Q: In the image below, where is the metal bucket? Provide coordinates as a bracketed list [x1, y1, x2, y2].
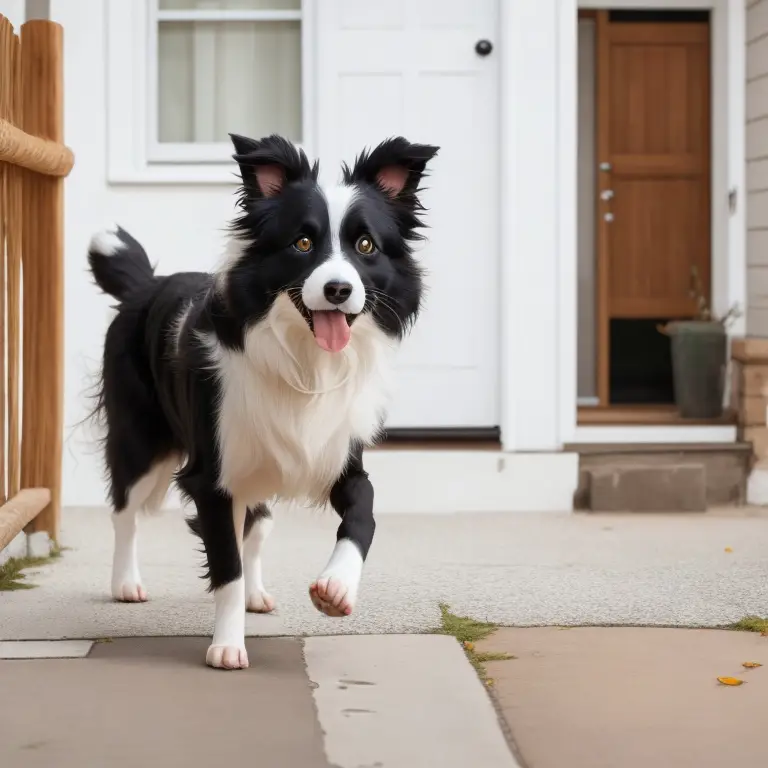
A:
[667, 320, 727, 419]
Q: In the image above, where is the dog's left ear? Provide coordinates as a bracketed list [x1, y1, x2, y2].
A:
[344, 137, 439, 201]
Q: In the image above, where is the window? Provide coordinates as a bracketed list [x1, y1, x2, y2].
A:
[106, 0, 312, 183]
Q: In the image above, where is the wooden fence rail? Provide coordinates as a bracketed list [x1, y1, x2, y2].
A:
[0, 15, 72, 550]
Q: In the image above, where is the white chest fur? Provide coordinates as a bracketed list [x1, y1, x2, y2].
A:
[201, 296, 395, 506]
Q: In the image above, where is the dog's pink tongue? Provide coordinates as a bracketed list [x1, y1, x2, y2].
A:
[312, 311, 351, 352]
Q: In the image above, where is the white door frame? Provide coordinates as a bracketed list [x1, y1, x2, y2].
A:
[498, 0, 745, 452]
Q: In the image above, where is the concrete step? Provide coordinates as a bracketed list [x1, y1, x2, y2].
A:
[571, 443, 751, 510]
[587, 464, 706, 512]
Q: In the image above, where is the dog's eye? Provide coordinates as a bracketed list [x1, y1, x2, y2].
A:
[293, 236, 313, 253]
[355, 235, 377, 256]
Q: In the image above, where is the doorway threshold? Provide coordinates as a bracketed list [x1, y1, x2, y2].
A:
[577, 405, 736, 426]
[576, 404, 737, 444]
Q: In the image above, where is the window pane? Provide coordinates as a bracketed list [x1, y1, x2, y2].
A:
[157, 21, 301, 144]
[159, 0, 300, 10]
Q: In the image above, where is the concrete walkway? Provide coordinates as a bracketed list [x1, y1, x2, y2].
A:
[2, 506, 768, 639]
[3, 628, 766, 768]
[0, 635, 518, 768]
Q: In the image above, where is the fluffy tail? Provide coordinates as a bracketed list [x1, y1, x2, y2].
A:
[88, 225, 155, 302]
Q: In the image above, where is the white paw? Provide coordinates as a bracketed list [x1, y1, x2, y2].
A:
[206, 644, 249, 670]
[309, 538, 364, 618]
[112, 581, 148, 602]
[309, 577, 357, 617]
[246, 589, 276, 613]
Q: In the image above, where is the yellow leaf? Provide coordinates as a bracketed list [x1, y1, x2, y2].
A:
[742, 662, 762, 669]
[724, 547, 733, 553]
[717, 677, 744, 686]
[464, 642, 474, 651]
[486, 679, 494, 687]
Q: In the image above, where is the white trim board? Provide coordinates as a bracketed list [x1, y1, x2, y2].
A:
[155, 9, 302, 22]
[364, 451, 578, 513]
[573, 425, 738, 444]
[499, 0, 561, 452]
[160, 451, 579, 514]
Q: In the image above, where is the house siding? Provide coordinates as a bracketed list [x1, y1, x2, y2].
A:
[747, 0, 768, 335]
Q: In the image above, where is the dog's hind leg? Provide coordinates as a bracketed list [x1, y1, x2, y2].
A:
[110, 455, 178, 602]
[243, 504, 275, 613]
[99, 302, 178, 602]
[144, 453, 181, 513]
[111, 471, 154, 603]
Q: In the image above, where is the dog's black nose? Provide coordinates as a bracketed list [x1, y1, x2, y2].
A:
[323, 280, 353, 305]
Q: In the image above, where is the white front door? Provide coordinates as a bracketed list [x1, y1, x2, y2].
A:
[316, 0, 500, 429]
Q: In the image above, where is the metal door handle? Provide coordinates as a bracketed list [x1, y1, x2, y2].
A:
[604, 212, 614, 223]
[599, 162, 612, 172]
[601, 189, 614, 201]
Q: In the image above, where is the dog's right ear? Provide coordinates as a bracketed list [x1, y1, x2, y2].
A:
[230, 133, 318, 199]
[343, 137, 440, 202]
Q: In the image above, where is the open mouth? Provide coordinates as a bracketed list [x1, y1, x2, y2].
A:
[307, 309, 356, 353]
[287, 292, 359, 353]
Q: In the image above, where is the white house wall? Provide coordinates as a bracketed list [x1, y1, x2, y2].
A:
[0, 0, 23, 29]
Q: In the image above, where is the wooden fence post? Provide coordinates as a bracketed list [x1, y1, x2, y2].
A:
[7, 22, 21, 501]
[0, 18, 11, 507]
[19, 20, 65, 541]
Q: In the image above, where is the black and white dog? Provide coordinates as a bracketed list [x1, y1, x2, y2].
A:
[88, 133, 438, 669]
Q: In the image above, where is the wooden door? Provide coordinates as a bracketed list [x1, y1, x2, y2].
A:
[595, 11, 710, 404]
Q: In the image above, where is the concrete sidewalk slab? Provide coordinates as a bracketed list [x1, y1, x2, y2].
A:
[0, 635, 521, 768]
[0, 637, 329, 768]
[0, 640, 94, 659]
[305, 634, 520, 768]
[480, 627, 768, 768]
[3, 506, 768, 640]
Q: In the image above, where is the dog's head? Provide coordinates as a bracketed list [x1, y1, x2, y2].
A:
[223, 133, 439, 353]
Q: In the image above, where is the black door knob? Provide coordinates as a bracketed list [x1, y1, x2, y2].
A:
[475, 39, 493, 57]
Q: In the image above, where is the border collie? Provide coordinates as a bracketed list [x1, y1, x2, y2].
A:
[88, 133, 438, 669]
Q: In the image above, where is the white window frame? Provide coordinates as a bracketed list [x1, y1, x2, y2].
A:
[105, 0, 316, 184]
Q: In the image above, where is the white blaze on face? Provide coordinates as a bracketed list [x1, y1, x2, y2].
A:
[301, 184, 366, 353]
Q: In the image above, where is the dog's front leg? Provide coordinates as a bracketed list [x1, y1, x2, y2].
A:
[182, 478, 249, 669]
[309, 444, 374, 617]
